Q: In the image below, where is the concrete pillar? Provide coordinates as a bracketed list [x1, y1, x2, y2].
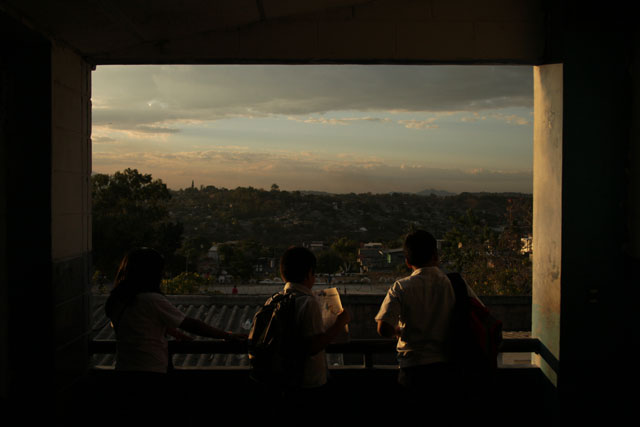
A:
[532, 63, 562, 386]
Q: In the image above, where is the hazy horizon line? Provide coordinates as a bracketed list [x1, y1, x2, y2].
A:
[91, 169, 532, 196]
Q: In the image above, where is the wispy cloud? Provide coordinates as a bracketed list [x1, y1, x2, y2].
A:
[459, 111, 530, 125]
[92, 135, 118, 144]
[288, 115, 442, 130]
[488, 113, 530, 126]
[287, 116, 393, 126]
[397, 118, 439, 130]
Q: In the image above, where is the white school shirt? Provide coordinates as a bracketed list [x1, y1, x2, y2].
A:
[375, 267, 458, 368]
[283, 282, 328, 388]
[113, 292, 186, 373]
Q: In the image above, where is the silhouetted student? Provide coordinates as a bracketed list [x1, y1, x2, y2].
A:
[375, 230, 478, 424]
[104, 247, 245, 419]
[276, 247, 350, 410]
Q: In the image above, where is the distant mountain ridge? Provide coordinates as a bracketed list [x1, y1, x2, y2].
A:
[299, 188, 532, 197]
[416, 188, 457, 197]
[300, 188, 458, 196]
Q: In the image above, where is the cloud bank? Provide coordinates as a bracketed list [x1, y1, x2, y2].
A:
[91, 64, 533, 193]
[93, 146, 532, 194]
[93, 65, 532, 132]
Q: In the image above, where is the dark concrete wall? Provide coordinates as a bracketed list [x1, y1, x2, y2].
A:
[65, 365, 554, 426]
[557, 26, 633, 423]
[0, 11, 53, 402]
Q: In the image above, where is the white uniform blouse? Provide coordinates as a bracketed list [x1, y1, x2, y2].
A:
[112, 292, 186, 373]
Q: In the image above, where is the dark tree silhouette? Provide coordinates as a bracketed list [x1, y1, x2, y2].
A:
[92, 169, 183, 278]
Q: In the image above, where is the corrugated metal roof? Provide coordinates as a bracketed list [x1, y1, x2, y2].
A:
[90, 295, 347, 369]
[91, 293, 533, 369]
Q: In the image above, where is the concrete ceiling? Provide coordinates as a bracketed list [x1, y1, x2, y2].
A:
[1, 0, 548, 65]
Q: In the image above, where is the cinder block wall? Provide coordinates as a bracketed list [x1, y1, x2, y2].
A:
[51, 44, 92, 396]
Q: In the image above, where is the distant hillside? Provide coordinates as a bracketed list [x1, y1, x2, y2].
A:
[167, 186, 532, 248]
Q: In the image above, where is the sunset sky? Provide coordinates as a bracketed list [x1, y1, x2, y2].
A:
[91, 64, 533, 194]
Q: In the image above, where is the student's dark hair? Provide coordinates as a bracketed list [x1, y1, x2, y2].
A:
[280, 246, 316, 283]
[105, 247, 165, 318]
[403, 230, 438, 267]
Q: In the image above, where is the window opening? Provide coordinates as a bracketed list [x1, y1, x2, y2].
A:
[90, 64, 533, 368]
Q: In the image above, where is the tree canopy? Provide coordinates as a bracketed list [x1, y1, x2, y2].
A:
[440, 198, 532, 295]
[92, 168, 183, 278]
[91, 171, 532, 295]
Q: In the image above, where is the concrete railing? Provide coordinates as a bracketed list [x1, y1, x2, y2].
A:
[89, 337, 553, 373]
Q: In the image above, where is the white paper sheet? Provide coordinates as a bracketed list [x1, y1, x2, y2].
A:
[314, 287, 349, 343]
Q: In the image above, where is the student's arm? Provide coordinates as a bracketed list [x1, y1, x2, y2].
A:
[167, 327, 193, 341]
[375, 283, 402, 339]
[307, 310, 351, 355]
[179, 317, 247, 341]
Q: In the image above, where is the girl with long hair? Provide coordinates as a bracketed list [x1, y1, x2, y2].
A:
[104, 247, 245, 418]
[106, 247, 244, 372]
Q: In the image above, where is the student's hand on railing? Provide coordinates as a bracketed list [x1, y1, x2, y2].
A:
[393, 325, 403, 339]
[337, 309, 351, 326]
[168, 327, 194, 341]
[224, 332, 248, 342]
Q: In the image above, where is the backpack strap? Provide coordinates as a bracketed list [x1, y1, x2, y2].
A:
[266, 290, 300, 306]
[108, 296, 130, 333]
[447, 272, 471, 363]
[448, 272, 470, 311]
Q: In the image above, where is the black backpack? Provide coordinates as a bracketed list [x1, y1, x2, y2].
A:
[448, 272, 503, 378]
[247, 291, 305, 389]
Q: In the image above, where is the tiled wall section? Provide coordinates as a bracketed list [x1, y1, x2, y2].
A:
[51, 44, 92, 392]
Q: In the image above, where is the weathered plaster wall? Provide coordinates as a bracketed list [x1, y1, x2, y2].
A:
[532, 64, 562, 386]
